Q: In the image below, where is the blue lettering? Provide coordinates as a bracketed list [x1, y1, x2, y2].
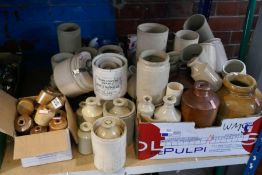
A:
[164, 148, 174, 154]
[175, 148, 184, 154]
[186, 148, 193, 153]
[194, 147, 204, 153]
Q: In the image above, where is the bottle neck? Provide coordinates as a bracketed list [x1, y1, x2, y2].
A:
[194, 89, 209, 97]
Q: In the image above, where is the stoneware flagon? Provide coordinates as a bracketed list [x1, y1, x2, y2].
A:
[174, 30, 199, 52]
[82, 97, 103, 124]
[136, 50, 170, 105]
[221, 59, 246, 77]
[51, 52, 73, 70]
[137, 95, 155, 118]
[97, 45, 124, 56]
[78, 122, 93, 155]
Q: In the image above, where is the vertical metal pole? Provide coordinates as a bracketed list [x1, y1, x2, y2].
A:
[239, 0, 257, 62]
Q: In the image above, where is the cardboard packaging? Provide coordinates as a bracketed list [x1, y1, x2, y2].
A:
[136, 115, 261, 160]
[0, 90, 78, 167]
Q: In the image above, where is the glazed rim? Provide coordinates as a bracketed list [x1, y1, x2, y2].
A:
[58, 23, 80, 32]
[138, 23, 169, 34]
[167, 82, 184, 91]
[86, 97, 97, 105]
[184, 14, 206, 31]
[113, 98, 126, 107]
[194, 80, 211, 91]
[98, 45, 123, 54]
[182, 44, 202, 63]
[92, 53, 127, 71]
[143, 95, 152, 102]
[224, 73, 256, 93]
[139, 50, 169, 65]
[80, 122, 92, 132]
[175, 30, 199, 40]
[92, 116, 126, 140]
[223, 59, 245, 74]
[104, 99, 135, 118]
[163, 95, 177, 104]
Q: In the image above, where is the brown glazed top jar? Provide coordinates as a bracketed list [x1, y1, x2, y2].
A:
[30, 125, 48, 134]
[48, 110, 68, 131]
[217, 73, 261, 121]
[181, 80, 220, 128]
[14, 115, 34, 135]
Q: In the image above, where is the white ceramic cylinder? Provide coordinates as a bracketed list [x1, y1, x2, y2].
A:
[103, 98, 135, 145]
[136, 23, 169, 60]
[54, 52, 93, 97]
[137, 50, 170, 105]
[174, 30, 199, 52]
[183, 14, 214, 42]
[92, 53, 128, 100]
[78, 122, 92, 155]
[222, 59, 246, 77]
[98, 45, 124, 56]
[199, 43, 217, 71]
[57, 23, 81, 53]
[76, 47, 98, 58]
[166, 82, 184, 106]
[205, 38, 228, 73]
[91, 116, 126, 173]
[51, 52, 73, 70]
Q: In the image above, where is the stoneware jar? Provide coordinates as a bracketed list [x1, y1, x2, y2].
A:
[92, 53, 128, 100]
[78, 122, 93, 155]
[183, 14, 214, 42]
[166, 82, 184, 106]
[30, 125, 48, 135]
[205, 38, 228, 73]
[137, 50, 170, 105]
[154, 95, 181, 122]
[17, 98, 34, 115]
[217, 73, 262, 122]
[103, 98, 136, 145]
[136, 23, 169, 60]
[167, 51, 181, 73]
[91, 116, 127, 173]
[137, 95, 155, 118]
[36, 86, 60, 105]
[57, 23, 81, 53]
[187, 57, 222, 91]
[54, 52, 94, 97]
[14, 115, 34, 135]
[49, 116, 68, 131]
[47, 95, 66, 111]
[34, 105, 56, 126]
[97, 45, 124, 56]
[82, 97, 103, 124]
[221, 59, 246, 77]
[76, 47, 98, 58]
[127, 65, 137, 99]
[181, 80, 220, 128]
[51, 52, 73, 70]
[174, 30, 199, 52]
[76, 101, 86, 126]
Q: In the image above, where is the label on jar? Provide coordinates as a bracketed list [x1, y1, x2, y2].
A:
[51, 97, 63, 109]
[39, 109, 49, 114]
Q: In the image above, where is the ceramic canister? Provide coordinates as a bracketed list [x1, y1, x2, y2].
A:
[34, 105, 56, 126]
[92, 53, 128, 100]
[14, 115, 34, 135]
[51, 52, 73, 70]
[97, 45, 124, 56]
[57, 23, 81, 53]
[137, 50, 170, 105]
[136, 23, 169, 60]
[166, 82, 184, 106]
[30, 125, 48, 134]
[17, 98, 34, 115]
[78, 122, 93, 155]
[91, 116, 127, 173]
[183, 14, 214, 42]
[221, 59, 246, 77]
[103, 98, 136, 145]
[174, 30, 199, 52]
[54, 52, 93, 97]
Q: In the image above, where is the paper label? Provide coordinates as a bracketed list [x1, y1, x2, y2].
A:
[51, 97, 63, 109]
[39, 109, 49, 114]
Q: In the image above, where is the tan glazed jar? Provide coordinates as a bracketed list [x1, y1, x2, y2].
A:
[217, 73, 262, 122]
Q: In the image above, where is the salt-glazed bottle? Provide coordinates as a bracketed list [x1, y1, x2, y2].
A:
[78, 122, 93, 155]
[109, 98, 130, 116]
[154, 95, 181, 122]
[217, 73, 262, 122]
[95, 117, 123, 139]
[82, 97, 103, 124]
[137, 95, 155, 118]
[181, 80, 220, 128]
[76, 101, 86, 126]
[187, 57, 222, 91]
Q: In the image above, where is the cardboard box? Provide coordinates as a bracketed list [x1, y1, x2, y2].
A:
[0, 90, 78, 167]
[136, 115, 262, 160]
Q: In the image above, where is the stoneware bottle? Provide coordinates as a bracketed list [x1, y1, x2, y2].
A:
[76, 101, 86, 126]
[174, 29, 199, 52]
[91, 116, 127, 173]
[221, 59, 246, 77]
[82, 97, 103, 124]
[136, 50, 170, 105]
[78, 122, 93, 155]
[127, 65, 137, 99]
[97, 45, 124, 56]
[154, 95, 181, 122]
[187, 57, 222, 91]
[14, 115, 34, 135]
[137, 95, 155, 118]
[30, 125, 48, 135]
[181, 80, 220, 128]
[17, 98, 34, 116]
[103, 98, 136, 145]
[217, 73, 262, 122]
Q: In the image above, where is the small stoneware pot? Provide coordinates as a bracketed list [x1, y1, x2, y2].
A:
[30, 125, 48, 135]
[57, 23, 81, 53]
[183, 14, 214, 42]
[34, 105, 56, 126]
[76, 47, 98, 58]
[136, 23, 169, 60]
[14, 115, 34, 135]
[174, 30, 199, 52]
[78, 122, 93, 155]
[222, 59, 246, 77]
[82, 97, 103, 124]
[51, 52, 73, 70]
[17, 98, 34, 116]
[92, 53, 128, 100]
[137, 95, 155, 118]
[91, 116, 127, 173]
[98, 45, 124, 56]
[166, 82, 184, 106]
